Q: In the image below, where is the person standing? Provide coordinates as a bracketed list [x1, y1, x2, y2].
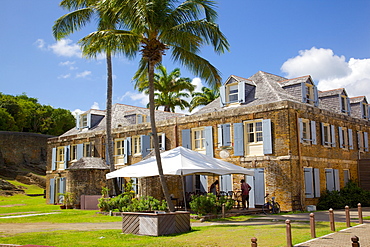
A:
[209, 180, 219, 195]
[240, 179, 252, 210]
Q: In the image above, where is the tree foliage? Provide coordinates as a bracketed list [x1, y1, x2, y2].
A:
[0, 93, 75, 136]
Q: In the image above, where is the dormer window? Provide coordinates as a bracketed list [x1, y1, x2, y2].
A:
[136, 114, 148, 124]
[361, 103, 368, 119]
[80, 114, 88, 128]
[301, 82, 318, 106]
[340, 95, 351, 115]
[228, 84, 239, 103]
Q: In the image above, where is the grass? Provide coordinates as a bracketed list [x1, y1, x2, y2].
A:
[0, 180, 353, 246]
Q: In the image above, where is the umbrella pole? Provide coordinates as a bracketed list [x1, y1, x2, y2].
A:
[181, 173, 187, 211]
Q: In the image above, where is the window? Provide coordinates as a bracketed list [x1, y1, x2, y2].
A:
[151, 133, 165, 150]
[192, 128, 205, 151]
[70, 144, 77, 161]
[136, 114, 147, 124]
[56, 146, 65, 170]
[301, 82, 318, 106]
[83, 142, 93, 157]
[340, 95, 350, 115]
[234, 119, 272, 156]
[321, 123, 336, 147]
[299, 118, 317, 145]
[304, 168, 320, 198]
[325, 168, 340, 192]
[338, 127, 353, 149]
[115, 139, 125, 164]
[228, 83, 239, 103]
[361, 103, 368, 119]
[357, 131, 369, 152]
[132, 136, 141, 155]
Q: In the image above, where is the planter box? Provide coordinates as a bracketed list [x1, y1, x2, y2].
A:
[121, 211, 190, 236]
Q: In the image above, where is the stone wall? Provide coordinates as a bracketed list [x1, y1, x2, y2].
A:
[0, 131, 53, 178]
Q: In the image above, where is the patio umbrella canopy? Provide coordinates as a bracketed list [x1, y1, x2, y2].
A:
[106, 146, 254, 179]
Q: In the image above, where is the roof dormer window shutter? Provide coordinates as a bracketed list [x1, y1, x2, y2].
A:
[314, 86, 319, 107]
[347, 97, 351, 116]
[301, 82, 307, 103]
[361, 103, 365, 119]
[87, 113, 91, 128]
[76, 114, 80, 130]
[339, 95, 344, 112]
[219, 85, 226, 107]
[238, 81, 245, 103]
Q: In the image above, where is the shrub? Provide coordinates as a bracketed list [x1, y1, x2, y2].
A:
[317, 180, 370, 210]
[190, 193, 234, 216]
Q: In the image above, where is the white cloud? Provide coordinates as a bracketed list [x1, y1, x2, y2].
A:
[59, 61, 78, 70]
[76, 70, 92, 78]
[191, 77, 204, 92]
[49, 39, 82, 58]
[71, 109, 84, 118]
[119, 91, 149, 107]
[91, 102, 100, 110]
[58, 73, 71, 79]
[281, 47, 370, 99]
[34, 39, 46, 49]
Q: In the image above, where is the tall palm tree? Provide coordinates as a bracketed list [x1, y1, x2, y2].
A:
[84, 0, 229, 211]
[190, 86, 220, 112]
[53, 0, 135, 195]
[136, 65, 195, 112]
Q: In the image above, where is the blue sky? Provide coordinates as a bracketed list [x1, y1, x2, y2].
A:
[1, 1, 370, 115]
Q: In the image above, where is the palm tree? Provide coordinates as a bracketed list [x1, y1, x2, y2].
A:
[84, 0, 229, 211]
[136, 65, 195, 112]
[52, 0, 135, 195]
[190, 87, 220, 112]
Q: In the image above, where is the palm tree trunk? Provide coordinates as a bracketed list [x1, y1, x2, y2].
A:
[106, 52, 119, 196]
[148, 61, 175, 212]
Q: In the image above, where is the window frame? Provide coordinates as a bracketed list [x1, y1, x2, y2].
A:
[56, 146, 65, 170]
[243, 119, 264, 156]
[192, 127, 206, 152]
[132, 136, 141, 155]
[114, 138, 125, 164]
[83, 142, 93, 157]
[70, 144, 77, 161]
[227, 82, 239, 103]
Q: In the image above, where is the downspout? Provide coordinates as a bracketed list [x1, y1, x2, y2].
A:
[295, 110, 304, 210]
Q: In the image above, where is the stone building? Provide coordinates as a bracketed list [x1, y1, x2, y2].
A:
[46, 71, 370, 211]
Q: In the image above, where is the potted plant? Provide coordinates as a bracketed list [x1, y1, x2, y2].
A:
[59, 192, 75, 209]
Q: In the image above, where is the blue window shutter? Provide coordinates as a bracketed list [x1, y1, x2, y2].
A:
[301, 82, 307, 103]
[182, 129, 191, 149]
[87, 113, 91, 128]
[262, 119, 272, 154]
[221, 174, 232, 192]
[204, 126, 214, 157]
[325, 169, 335, 192]
[368, 106, 370, 120]
[311, 121, 317, 145]
[219, 85, 226, 107]
[331, 125, 336, 147]
[361, 104, 365, 119]
[77, 144, 83, 159]
[161, 133, 166, 150]
[223, 124, 231, 147]
[339, 95, 343, 112]
[64, 146, 69, 169]
[365, 132, 369, 152]
[348, 129, 353, 149]
[217, 124, 223, 147]
[49, 178, 55, 204]
[338, 127, 343, 148]
[314, 168, 320, 197]
[304, 168, 313, 198]
[233, 123, 244, 156]
[314, 86, 319, 107]
[298, 118, 303, 143]
[199, 175, 207, 193]
[334, 169, 340, 191]
[76, 114, 80, 130]
[124, 138, 131, 163]
[320, 123, 325, 145]
[146, 115, 150, 123]
[141, 135, 151, 158]
[51, 147, 56, 171]
[238, 81, 245, 103]
[347, 98, 351, 115]
[137, 114, 142, 124]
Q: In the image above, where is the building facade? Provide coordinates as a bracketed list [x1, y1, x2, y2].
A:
[46, 71, 370, 211]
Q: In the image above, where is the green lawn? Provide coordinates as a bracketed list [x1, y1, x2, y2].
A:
[0, 180, 350, 247]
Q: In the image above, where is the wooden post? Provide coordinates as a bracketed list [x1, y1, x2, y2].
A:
[310, 213, 316, 238]
[329, 208, 335, 231]
[286, 219, 292, 247]
[251, 237, 257, 247]
[222, 203, 225, 218]
[345, 205, 351, 227]
[358, 203, 363, 224]
[351, 235, 360, 247]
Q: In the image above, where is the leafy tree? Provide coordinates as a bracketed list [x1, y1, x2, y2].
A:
[0, 93, 75, 135]
[135, 65, 195, 112]
[190, 86, 219, 112]
[83, 0, 229, 211]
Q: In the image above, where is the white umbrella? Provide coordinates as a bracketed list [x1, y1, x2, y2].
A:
[106, 146, 254, 179]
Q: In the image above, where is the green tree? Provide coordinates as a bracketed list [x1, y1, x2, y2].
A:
[190, 86, 219, 112]
[53, 0, 134, 194]
[135, 65, 195, 112]
[84, 0, 229, 211]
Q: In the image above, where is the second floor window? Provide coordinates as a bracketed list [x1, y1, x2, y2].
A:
[246, 121, 263, 143]
[299, 118, 317, 145]
[70, 144, 77, 160]
[57, 147, 65, 170]
[83, 142, 93, 157]
[193, 128, 205, 151]
[339, 127, 353, 149]
[132, 136, 141, 155]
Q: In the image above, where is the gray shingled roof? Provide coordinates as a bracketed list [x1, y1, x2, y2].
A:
[278, 76, 310, 87]
[350, 96, 366, 104]
[60, 103, 184, 137]
[319, 88, 345, 98]
[67, 157, 109, 170]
